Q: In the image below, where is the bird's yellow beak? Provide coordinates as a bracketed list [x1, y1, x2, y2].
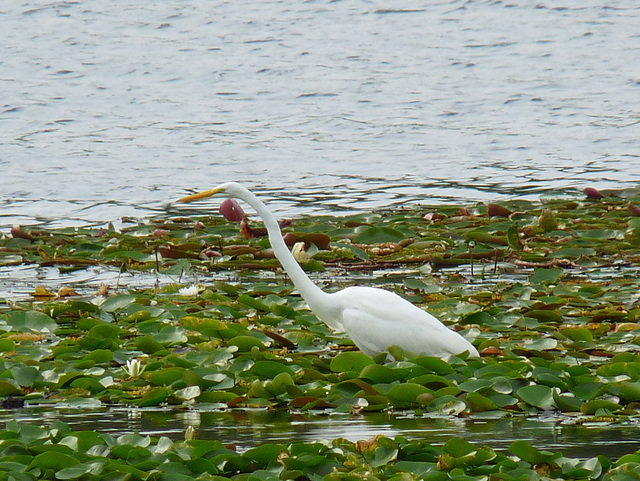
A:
[176, 187, 224, 203]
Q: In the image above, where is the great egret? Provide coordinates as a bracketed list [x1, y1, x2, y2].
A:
[177, 182, 479, 359]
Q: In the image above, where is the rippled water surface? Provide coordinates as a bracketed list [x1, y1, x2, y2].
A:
[2, 0, 639, 227]
[4, 407, 640, 459]
[2, 0, 640, 456]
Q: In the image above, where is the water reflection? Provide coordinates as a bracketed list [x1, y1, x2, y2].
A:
[3, 407, 639, 459]
[2, 1, 640, 228]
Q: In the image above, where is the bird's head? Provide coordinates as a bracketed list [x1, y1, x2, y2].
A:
[177, 182, 242, 203]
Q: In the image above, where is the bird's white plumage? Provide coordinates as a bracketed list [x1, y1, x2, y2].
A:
[331, 287, 477, 358]
[178, 182, 479, 360]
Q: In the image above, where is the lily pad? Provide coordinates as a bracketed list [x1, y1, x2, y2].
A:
[353, 226, 406, 244]
[517, 385, 556, 410]
[4, 311, 58, 333]
[329, 352, 374, 374]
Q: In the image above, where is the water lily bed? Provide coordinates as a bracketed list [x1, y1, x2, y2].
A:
[2, 188, 640, 478]
[0, 420, 638, 481]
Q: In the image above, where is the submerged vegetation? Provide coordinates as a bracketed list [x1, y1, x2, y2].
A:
[2, 188, 640, 478]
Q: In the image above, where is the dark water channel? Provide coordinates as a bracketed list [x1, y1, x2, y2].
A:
[3, 406, 639, 460]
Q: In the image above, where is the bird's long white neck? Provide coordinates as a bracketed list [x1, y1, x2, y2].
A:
[232, 185, 338, 327]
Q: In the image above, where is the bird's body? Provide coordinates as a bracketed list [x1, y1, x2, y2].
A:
[178, 182, 478, 360]
[325, 286, 478, 358]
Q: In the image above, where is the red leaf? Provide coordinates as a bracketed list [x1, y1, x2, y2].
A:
[583, 187, 603, 199]
[487, 204, 512, 218]
[219, 198, 245, 222]
[628, 202, 640, 217]
[10, 225, 33, 240]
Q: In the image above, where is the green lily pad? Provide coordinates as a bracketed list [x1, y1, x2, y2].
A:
[359, 364, 403, 384]
[228, 335, 265, 352]
[517, 385, 555, 409]
[529, 268, 563, 285]
[32, 451, 80, 471]
[353, 226, 406, 244]
[247, 361, 295, 379]
[581, 399, 622, 415]
[101, 295, 136, 313]
[509, 440, 561, 466]
[0, 379, 22, 396]
[0, 339, 16, 352]
[329, 352, 374, 373]
[10, 366, 39, 387]
[549, 247, 596, 258]
[242, 443, 286, 466]
[134, 335, 167, 354]
[553, 392, 583, 412]
[149, 368, 185, 386]
[412, 356, 456, 375]
[386, 383, 431, 406]
[137, 387, 170, 407]
[427, 395, 468, 415]
[4, 311, 58, 333]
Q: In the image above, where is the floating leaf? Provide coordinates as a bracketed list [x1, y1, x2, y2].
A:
[56, 461, 105, 480]
[517, 385, 555, 409]
[487, 204, 512, 218]
[413, 356, 456, 375]
[386, 383, 431, 406]
[100, 295, 136, 313]
[220, 198, 245, 222]
[150, 368, 185, 386]
[559, 328, 593, 343]
[509, 440, 561, 466]
[329, 352, 374, 374]
[242, 444, 285, 466]
[581, 399, 622, 415]
[137, 387, 169, 407]
[353, 226, 405, 244]
[571, 382, 606, 401]
[529, 268, 563, 285]
[248, 361, 295, 379]
[10, 366, 39, 387]
[442, 438, 476, 457]
[0, 379, 22, 396]
[617, 382, 640, 402]
[583, 187, 603, 199]
[33, 451, 81, 471]
[359, 364, 403, 384]
[174, 385, 201, 401]
[553, 391, 583, 412]
[0, 339, 16, 352]
[427, 395, 467, 415]
[134, 335, 167, 354]
[549, 247, 596, 258]
[228, 335, 265, 352]
[4, 311, 58, 333]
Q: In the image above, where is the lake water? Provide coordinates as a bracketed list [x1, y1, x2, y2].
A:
[2, 0, 640, 458]
[2, 0, 639, 228]
[5, 406, 640, 459]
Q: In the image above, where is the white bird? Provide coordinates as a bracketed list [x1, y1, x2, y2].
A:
[177, 182, 479, 360]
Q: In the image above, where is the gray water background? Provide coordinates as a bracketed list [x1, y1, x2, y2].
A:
[2, 0, 639, 228]
[2, 1, 640, 455]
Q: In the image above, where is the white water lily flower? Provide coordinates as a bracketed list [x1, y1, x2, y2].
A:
[178, 284, 199, 297]
[291, 242, 311, 263]
[123, 358, 145, 379]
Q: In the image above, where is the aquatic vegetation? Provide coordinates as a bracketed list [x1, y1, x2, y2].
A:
[0, 420, 637, 481]
[2, 189, 640, 472]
